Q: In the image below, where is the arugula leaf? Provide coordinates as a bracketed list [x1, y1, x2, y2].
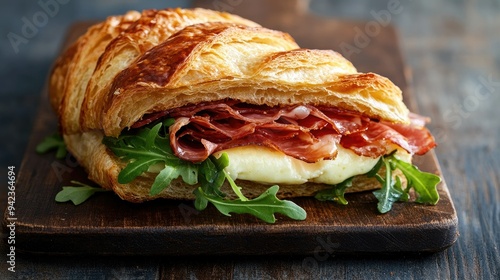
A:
[103, 120, 306, 223]
[372, 159, 404, 213]
[118, 158, 163, 184]
[103, 121, 198, 195]
[314, 151, 441, 214]
[394, 176, 409, 202]
[194, 186, 307, 223]
[146, 121, 162, 147]
[149, 162, 198, 196]
[194, 191, 209, 211]
[178, 164, 199, 185]
[368, 153, 440, 213]
[389, 156, 440, 204]
[55, 181, 109, 205]
[314, 177, 353, 205]
[36, 133, 67, 159]
[223, 169, 249, 202]
[193, 154, 306, 223]
[198, 155, 228, 197]
[150, 165, 181, 196]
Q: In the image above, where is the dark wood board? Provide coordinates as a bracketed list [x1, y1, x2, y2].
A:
[3, 10, 458, 256]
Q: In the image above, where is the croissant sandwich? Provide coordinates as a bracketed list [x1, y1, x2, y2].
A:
[48, 8, 440, 222]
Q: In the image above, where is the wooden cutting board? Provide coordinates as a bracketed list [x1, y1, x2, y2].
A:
[4, 3, 458, 256]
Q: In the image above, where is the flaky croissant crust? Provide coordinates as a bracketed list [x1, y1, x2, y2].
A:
[49, 8, 410, 202]
[50, 8, 409, 137]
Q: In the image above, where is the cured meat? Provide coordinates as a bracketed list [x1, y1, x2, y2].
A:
[340, 114, 436, 157]
[132, 100, 436, 163]
[167, 101, 350, 162]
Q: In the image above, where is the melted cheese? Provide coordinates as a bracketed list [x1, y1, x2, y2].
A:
[213, 145, 383, 185]
[147, 144, 411, 185]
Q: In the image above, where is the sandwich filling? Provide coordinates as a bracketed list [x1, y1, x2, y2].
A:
[213, 145, 401, 185]
[131, 99, 435, 165]
[100, 99, 441, 221]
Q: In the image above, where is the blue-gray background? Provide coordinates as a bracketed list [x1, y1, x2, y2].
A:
[1, 1, 499, 279]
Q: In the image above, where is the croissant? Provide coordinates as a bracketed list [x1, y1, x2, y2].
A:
[49, 8, 437, 211]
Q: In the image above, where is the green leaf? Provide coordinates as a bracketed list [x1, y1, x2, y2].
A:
[212, 153, 230, 170]
[368, 153, 441, 213]
[194, 186, 306, 223]
[200, 156, 218, 183]
[103, 120, 197, 191]
[194, 194, 209, 211]
[146, 123, 162, 148]
[199, 156, 227, 198]
[36, 133, 67, 159]
[223, 169, 248, 201]
[372, 158, 403, 213]
[104, 143, 164, 160]
[162, 118, 176, 131]
[314, 177, 353, 205]
[150, 165, 181, 196]
[178, 165, 198, 185]
[394, 176, 409, 202]
[390, 156, 441, 204]
[55, 181, 109, 205]
[118, 158, 162, 184]
[55, 145, 68, 159]
[312, 153, 406, 213]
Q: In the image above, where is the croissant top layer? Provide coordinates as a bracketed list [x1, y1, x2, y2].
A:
[49, 7, 410, 137]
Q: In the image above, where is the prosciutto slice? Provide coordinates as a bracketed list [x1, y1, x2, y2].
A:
[132, 100, 436, 163]
[340, 114, 436, 157]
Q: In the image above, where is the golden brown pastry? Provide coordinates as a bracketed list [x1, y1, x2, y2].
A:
[50, 10, 142, 133]
[48, 8, 438, 218]
[79, 8, 260, 134]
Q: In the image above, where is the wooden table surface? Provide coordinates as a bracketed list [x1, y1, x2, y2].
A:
[1, 0, 498, 279]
